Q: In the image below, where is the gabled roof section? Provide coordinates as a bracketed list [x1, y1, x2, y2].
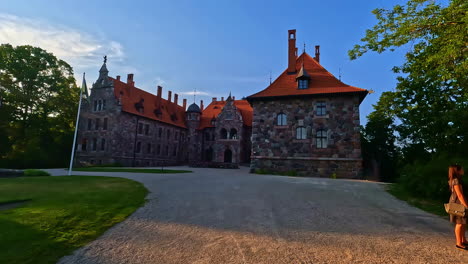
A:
[110, 77, 187, 128]
[247, 52, 368, 102]
[199, 100, 253, 130]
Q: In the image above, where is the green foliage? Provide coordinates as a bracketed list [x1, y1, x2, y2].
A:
[397, 154, 467, 201]
[23, 169, 51, 177]
[350, 0, 467, 155]
[0, 176, 147, 264]
[360, 92, 400, 182]
[0, 44, 79, 169]
[386, 183, 446, 216]
[330, 173, 337, 179]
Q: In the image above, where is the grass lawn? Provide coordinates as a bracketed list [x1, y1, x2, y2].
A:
[73, 167, 192, 173]
[0, 176, 148, 264]
[386, 183, 446, 217]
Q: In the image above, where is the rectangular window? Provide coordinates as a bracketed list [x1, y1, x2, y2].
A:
[165, 145, 169, 156]
[316, 102, 326, 116]
[94, 100, 97, 111]
[167, 130, 170, 140]
[316, 130, 328, 148]
[175, 132, 179, 140]
[136, 141, 141, 153]
[277, 113, 287, 126]
[147, 143, 151, 154]
[87, 119, 92, 130]
[158, 128, 162, 138]
[298, 79, 308, 89]
[145, 124, 149, 135]
[103, 118, 108, 130]
[98, 100, 102, 111]
[138, 123, 143, 134]
[296, 127, 307, 139]
[92, 138, 97, 151]
[157, 144, 161, 155]
[95, 118, 100, 130]
[102, 100, 106, 110]
[173, 147, 177, 156]
[101, 138, 106, 151]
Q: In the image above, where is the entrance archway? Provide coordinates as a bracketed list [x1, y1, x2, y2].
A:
[224, 149, 232, 163]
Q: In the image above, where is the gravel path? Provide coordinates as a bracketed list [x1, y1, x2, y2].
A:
[49, 167, 467, 264]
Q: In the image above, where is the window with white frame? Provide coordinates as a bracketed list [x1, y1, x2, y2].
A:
[296, 127, 307, 139]
[316, 130, 328, 148]
[316, 102, 326, 116]
[277, 113, 287, 126]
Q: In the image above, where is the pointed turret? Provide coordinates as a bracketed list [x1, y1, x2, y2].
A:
[93, 55, 112, 88]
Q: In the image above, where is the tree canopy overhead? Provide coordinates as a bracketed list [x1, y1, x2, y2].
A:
[0, 44, 79, 168]
[350, 0, 467, 154]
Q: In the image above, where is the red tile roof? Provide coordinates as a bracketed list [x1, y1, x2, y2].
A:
[247, 52, 368, 101]
[199, 100, 253, 130]
[110, 77, 187, 128]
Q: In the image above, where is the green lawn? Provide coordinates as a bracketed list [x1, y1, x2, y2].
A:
[386, 183, 446, 217]
[73, 167, 192, 173]
[0, 176, 148, 264]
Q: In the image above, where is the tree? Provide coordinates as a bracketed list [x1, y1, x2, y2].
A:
[349, 0, 467, 154]
[361, 92, 400, 182]
[0, 44, 79, 168]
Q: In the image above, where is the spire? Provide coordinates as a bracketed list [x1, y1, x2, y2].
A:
[94, 55, 112, 88]
[227, 91, 232, 101]
[99, 55, 109, 77]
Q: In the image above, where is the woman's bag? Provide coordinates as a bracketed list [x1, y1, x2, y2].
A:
[444, 202, 466, 217]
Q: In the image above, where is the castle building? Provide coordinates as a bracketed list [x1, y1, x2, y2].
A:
[246, 30, 368, 178]
[76, 29, 367, 178]
[75, 59, 252, 167]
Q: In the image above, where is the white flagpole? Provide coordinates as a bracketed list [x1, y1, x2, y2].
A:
[68, 73, 85, 176]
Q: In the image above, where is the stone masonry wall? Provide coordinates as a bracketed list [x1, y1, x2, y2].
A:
[250, 94, 363, 178]
[76, 86, 187, 167]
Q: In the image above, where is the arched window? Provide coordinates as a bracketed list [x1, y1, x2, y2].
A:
[296, 127, 307, 139]
[220, 128, 227, 139]
[316, 130, 328, 148]
[277, 113, 287, 126]
[229, 128, 238, 139]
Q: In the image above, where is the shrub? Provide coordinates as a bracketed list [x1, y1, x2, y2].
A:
[397, 154, 467, 202]
[23, 169, 51, 177]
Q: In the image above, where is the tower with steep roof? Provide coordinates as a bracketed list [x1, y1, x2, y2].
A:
[247, 30, 369, 178]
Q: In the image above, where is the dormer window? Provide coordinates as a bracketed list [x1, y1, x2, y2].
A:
[298, 79, 308, 89]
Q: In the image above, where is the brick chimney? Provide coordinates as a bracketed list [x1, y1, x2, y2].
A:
[168, 91, 172, 102]
[174, 93, 179, 105]
[116, 75, 121, 81]
[288, 29, 297, 73]
[212, 97, 217, 102]
[233, 96, 235, 100]
[315, 45, 320, 63]
[200, 100, 204, 111]
[221, 97, 224, 101]
[157, 86, 162, 97]
[127, 74, 134, 86]
[183, 98, 187, 109]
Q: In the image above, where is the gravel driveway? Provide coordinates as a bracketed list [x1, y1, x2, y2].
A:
[49, 167, 467, 264]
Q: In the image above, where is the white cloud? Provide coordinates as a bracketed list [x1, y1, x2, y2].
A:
[0, 13, 125, 70]
[179, 91, 211, 96]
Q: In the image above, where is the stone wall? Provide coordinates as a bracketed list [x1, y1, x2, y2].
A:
[76, 85, 188, 167]
[249, 94, 363, 178]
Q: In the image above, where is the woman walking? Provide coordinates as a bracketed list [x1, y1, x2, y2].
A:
[448, 164, 468, 250]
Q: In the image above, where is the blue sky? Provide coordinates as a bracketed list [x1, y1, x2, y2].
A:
[0, 0, 410, 124]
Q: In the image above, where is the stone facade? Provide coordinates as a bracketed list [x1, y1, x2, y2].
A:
[75, 62, 252, 167]
[249, 95, 363, 178]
